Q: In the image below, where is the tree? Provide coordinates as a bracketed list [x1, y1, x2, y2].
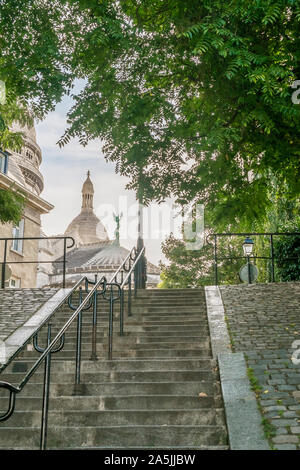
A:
[0, 188, 24, 225]
[159, 234, 215, 288]
[59, 0, 300, 230]
[159, 230, 244, 288]
[0, 0, 82, 223]
[274, 231, 300, 281]
[2, 1, 299, 230]
[0, 0, 80, 139]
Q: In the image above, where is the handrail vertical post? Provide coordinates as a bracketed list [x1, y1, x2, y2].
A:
[1, 239, 7, 289]
[90, 275, 98, 360]
[134, 260, 138, 299]
[270, 234, 275, 282]
[108, 287, 114, 360]
[128, 274, 132, 316]
[74, 287, 83, 388]
[214, 235, 218, 285]
[63, 238, 67, 288]
[247, 256, 252, 284]
[120, 288, 124, 336]
[40, 323, 52, 450]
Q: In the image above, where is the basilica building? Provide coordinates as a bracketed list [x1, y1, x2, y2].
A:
[37, 172, 160, 288]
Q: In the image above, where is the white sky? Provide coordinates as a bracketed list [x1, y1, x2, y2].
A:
[36, 86, 181, 266]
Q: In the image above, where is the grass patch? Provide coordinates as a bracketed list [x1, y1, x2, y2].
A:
[247, 367, 262, 395]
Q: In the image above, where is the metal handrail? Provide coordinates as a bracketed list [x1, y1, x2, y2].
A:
[0, 274, 106, 449]
[0, 274, 105, 386]
[17, 277, 106, 390]
[0, 243, 147, 449]
[0, 273, 90, 375]
[120, 247, 145, 289]
[106, 247, 146, 360]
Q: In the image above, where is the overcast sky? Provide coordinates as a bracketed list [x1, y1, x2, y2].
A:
[36, 84, 181, 266]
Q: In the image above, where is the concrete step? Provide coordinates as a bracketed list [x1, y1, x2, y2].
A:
[51, 316, 207, 326]
[140, 316, 205, 322]
[0, 380, 217, 397]
[134, 319, 206, 325]
[137, 335, 209, 343]
[35, 326, 207, 338]
[141, 324, 206, 332]
[0, 424, 228, 449]
[0, 286, 227, 450]
[0, 394, 223, 412]
[0, 369, 216, 385]
[0, 408, 226, 428]
[133, 342, 210, 350]
[137, 289, 204, 295]
[114, 349, 211, 359]
[131, 307, 204, 314]
[35, 331, 209, 342]
[6, 358, 215, 373]
[16, 345, 211, 361]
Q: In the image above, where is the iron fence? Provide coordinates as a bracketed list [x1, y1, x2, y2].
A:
[206, 232, 300, 285]
[0, 236, 75, 288]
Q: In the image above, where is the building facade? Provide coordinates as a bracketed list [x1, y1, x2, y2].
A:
[0, 123, 53, 287]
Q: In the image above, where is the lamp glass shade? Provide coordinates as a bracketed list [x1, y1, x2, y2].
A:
[243, 237, 254, 256]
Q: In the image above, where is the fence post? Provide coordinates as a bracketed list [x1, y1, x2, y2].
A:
[214, 235, 218, 285]
[63, 238, 67, 288]
[1, 239, 7, 289]
[270, 234, 275, 282]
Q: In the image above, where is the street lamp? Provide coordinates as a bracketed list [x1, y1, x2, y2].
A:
[242, 236, 254, 284]
[242, 236, 254, 257]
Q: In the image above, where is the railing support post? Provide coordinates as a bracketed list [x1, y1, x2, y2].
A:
[214, 234, 218, 286]
[90, 282, 98, 361]
[74, 287, 83, 389]
[120, 288, 124, 336]
[1, 239, 7, 289]
[128, 274, 132, 317]
[247, 256, 252, 284]
[108, 287, 114, 360]
[40, 323, 52, 451]
[63, 238, 67, 288]
[270, 234, 275, 282]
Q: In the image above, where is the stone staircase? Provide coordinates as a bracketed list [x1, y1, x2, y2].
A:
[0, 288, 228, 449]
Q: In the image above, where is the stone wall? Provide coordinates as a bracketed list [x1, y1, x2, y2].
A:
[220, 282, 300, 450]
[0, 288, 58, 341]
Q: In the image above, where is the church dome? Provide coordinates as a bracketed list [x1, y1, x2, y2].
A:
[64, 172, 109, 245]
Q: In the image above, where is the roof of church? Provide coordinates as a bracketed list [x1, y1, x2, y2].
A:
[53, 241, 160, 275]
[51, 172, 160, 278]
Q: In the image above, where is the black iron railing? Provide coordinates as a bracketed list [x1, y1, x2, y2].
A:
[0, 244, 147, 449]
[0, 236, 75, 288]
[207, 232, 300, 285]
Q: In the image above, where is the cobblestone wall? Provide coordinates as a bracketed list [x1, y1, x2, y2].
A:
[0, 288, 58, 341]
[220, 282, 300, 450]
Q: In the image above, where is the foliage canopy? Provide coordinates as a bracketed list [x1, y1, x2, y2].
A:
[58, 0, 300, 230]
[1, 0, 300, 232]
